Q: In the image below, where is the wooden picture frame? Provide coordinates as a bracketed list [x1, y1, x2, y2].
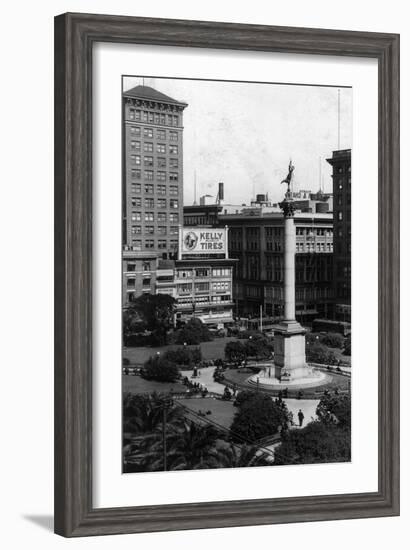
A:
[54, 12, 400, 537]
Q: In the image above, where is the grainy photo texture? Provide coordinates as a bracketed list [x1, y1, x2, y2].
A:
[121, 76, 352, 473]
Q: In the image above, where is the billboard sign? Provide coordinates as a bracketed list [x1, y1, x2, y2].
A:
[181, 227, 227, 256]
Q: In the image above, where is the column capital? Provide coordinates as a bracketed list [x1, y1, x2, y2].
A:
[279, 198, 295, 218]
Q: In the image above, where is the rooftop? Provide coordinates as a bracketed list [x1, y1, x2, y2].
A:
[123, 85, 187, 107]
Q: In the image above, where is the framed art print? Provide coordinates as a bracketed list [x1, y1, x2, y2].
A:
[54, 13, 400, 536]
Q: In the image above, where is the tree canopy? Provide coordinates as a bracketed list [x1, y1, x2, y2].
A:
[131, 293, 176, 345]
[230, 392, 291, 443]
[174, 318, 213, 345]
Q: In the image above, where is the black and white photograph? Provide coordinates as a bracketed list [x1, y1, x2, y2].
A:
[121, 75, 352, 473]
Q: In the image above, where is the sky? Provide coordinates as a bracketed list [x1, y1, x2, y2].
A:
[123, 76, 352, 205]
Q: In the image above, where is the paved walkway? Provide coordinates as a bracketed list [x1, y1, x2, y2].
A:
[180, 366, 226, 395]
[284, 398, 319, 428]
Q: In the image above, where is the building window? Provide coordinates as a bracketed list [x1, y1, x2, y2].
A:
[170, 199, 179, 209]
[131, 197, 141, 207]
[157, 129, 166, 140]
[170, 214, 179, 223]
[173, 115, 179, 126]
[142, 261, 150, 272]
[143, 127, 153, 138]
[131, 169, 141, 180]
[169, 145, 178, 154]
[143, 142, 153, 152]
[144, 156, 153, 167]
[169, 158, 178, 169]
[144, 171, 154, 181]
[131, 211, 141, 222]
[170, 185, 178, 195]
[131, 183, 141, 194]
[170, 226, 179, 235]
[142, 277, 151, 287]
[130, 126, 140, 136]
[158, 212, 167, 222]
[144, 184, 154, 195]
[157, 157, 166, 168]
[144, 197, 154, 208]
[131, 225, 141, 235]
[131, 155, 141, 165]
[157, 185, 166, 195]
[132, 239, 142, 250]
[145, 240, 154, 249]
[170, 172, 179, 182]
[157, 198, 166, 209]
[129, 109, 140, 121]
[170, 131, 178, 141]
[131, 141, 140, 150]
[170, 240, 178, 249]
[157, 143, 166, 154]
[338, 212, 343, 221]
[158, 226, 167, 235]
[158, 240, 167, 249]
[127, 262, 136, 271]
[144, 212, 154, 221]
[145, 226, 155, 234]
[127, 278, 135, 289]
[157, 171, 166, 181]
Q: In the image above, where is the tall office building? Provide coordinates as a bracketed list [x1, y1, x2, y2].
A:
[123, 85, 187, 258]
[326, 149, 351, 321]
[122, 85, 187, 305]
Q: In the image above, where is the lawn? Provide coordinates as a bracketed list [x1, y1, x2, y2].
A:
[123, 374, 187, 395]
[123, 337, 237, 366]
[178, 396, 236, 430]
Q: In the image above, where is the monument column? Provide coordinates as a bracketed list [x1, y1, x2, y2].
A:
[283, 205, 296, 322]
[273, 162, 309, 380]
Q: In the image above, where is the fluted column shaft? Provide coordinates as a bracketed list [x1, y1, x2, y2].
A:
[283, 215, 296, 322]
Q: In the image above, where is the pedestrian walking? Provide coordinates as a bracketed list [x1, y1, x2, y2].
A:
[298, 409, 305, 427]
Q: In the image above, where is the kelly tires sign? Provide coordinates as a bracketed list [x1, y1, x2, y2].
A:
[181, 227, 227, 255]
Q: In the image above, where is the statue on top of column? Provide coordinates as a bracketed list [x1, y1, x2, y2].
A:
[281, 160, 295, 196]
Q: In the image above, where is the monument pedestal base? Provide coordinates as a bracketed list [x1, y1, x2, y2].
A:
[273, 321, 311, 380]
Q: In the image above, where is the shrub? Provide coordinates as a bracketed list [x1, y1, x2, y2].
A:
[274, 421, 351, 465]
[174, 318, 213, 345]
[320, 332, 345, 349]
[306, 343, 337, 365]
[244, 337, 273, 360]
[164, 346, 202, 367]
[225, 341, 247, 364]
[343, 336, 351, 356]
[142, 355, 179, 382]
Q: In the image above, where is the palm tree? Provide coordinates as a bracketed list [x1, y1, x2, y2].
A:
[216, 443, 273, 468]
[129, 420, 228, 471]
[165, 421, 227, 470]
[123, 392, 183, 471]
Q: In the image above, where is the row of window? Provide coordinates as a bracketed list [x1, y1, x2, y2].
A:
[176, 282, 231, 294]
[130, 197, 179, 209]
[130, 142, 179, 155]
[128, 109, 180, 126]
[177, 268, 231, 278]
[296, 227, 333, 236]
[296, 242, 333, 252]
[130, 239, 178, 250]
[130, 210, 178, 222]
[131, 225, 179, 236]
[129, 126, 178, 140]
[130, 182, 179, 195]
[130, 155, 179, 168]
